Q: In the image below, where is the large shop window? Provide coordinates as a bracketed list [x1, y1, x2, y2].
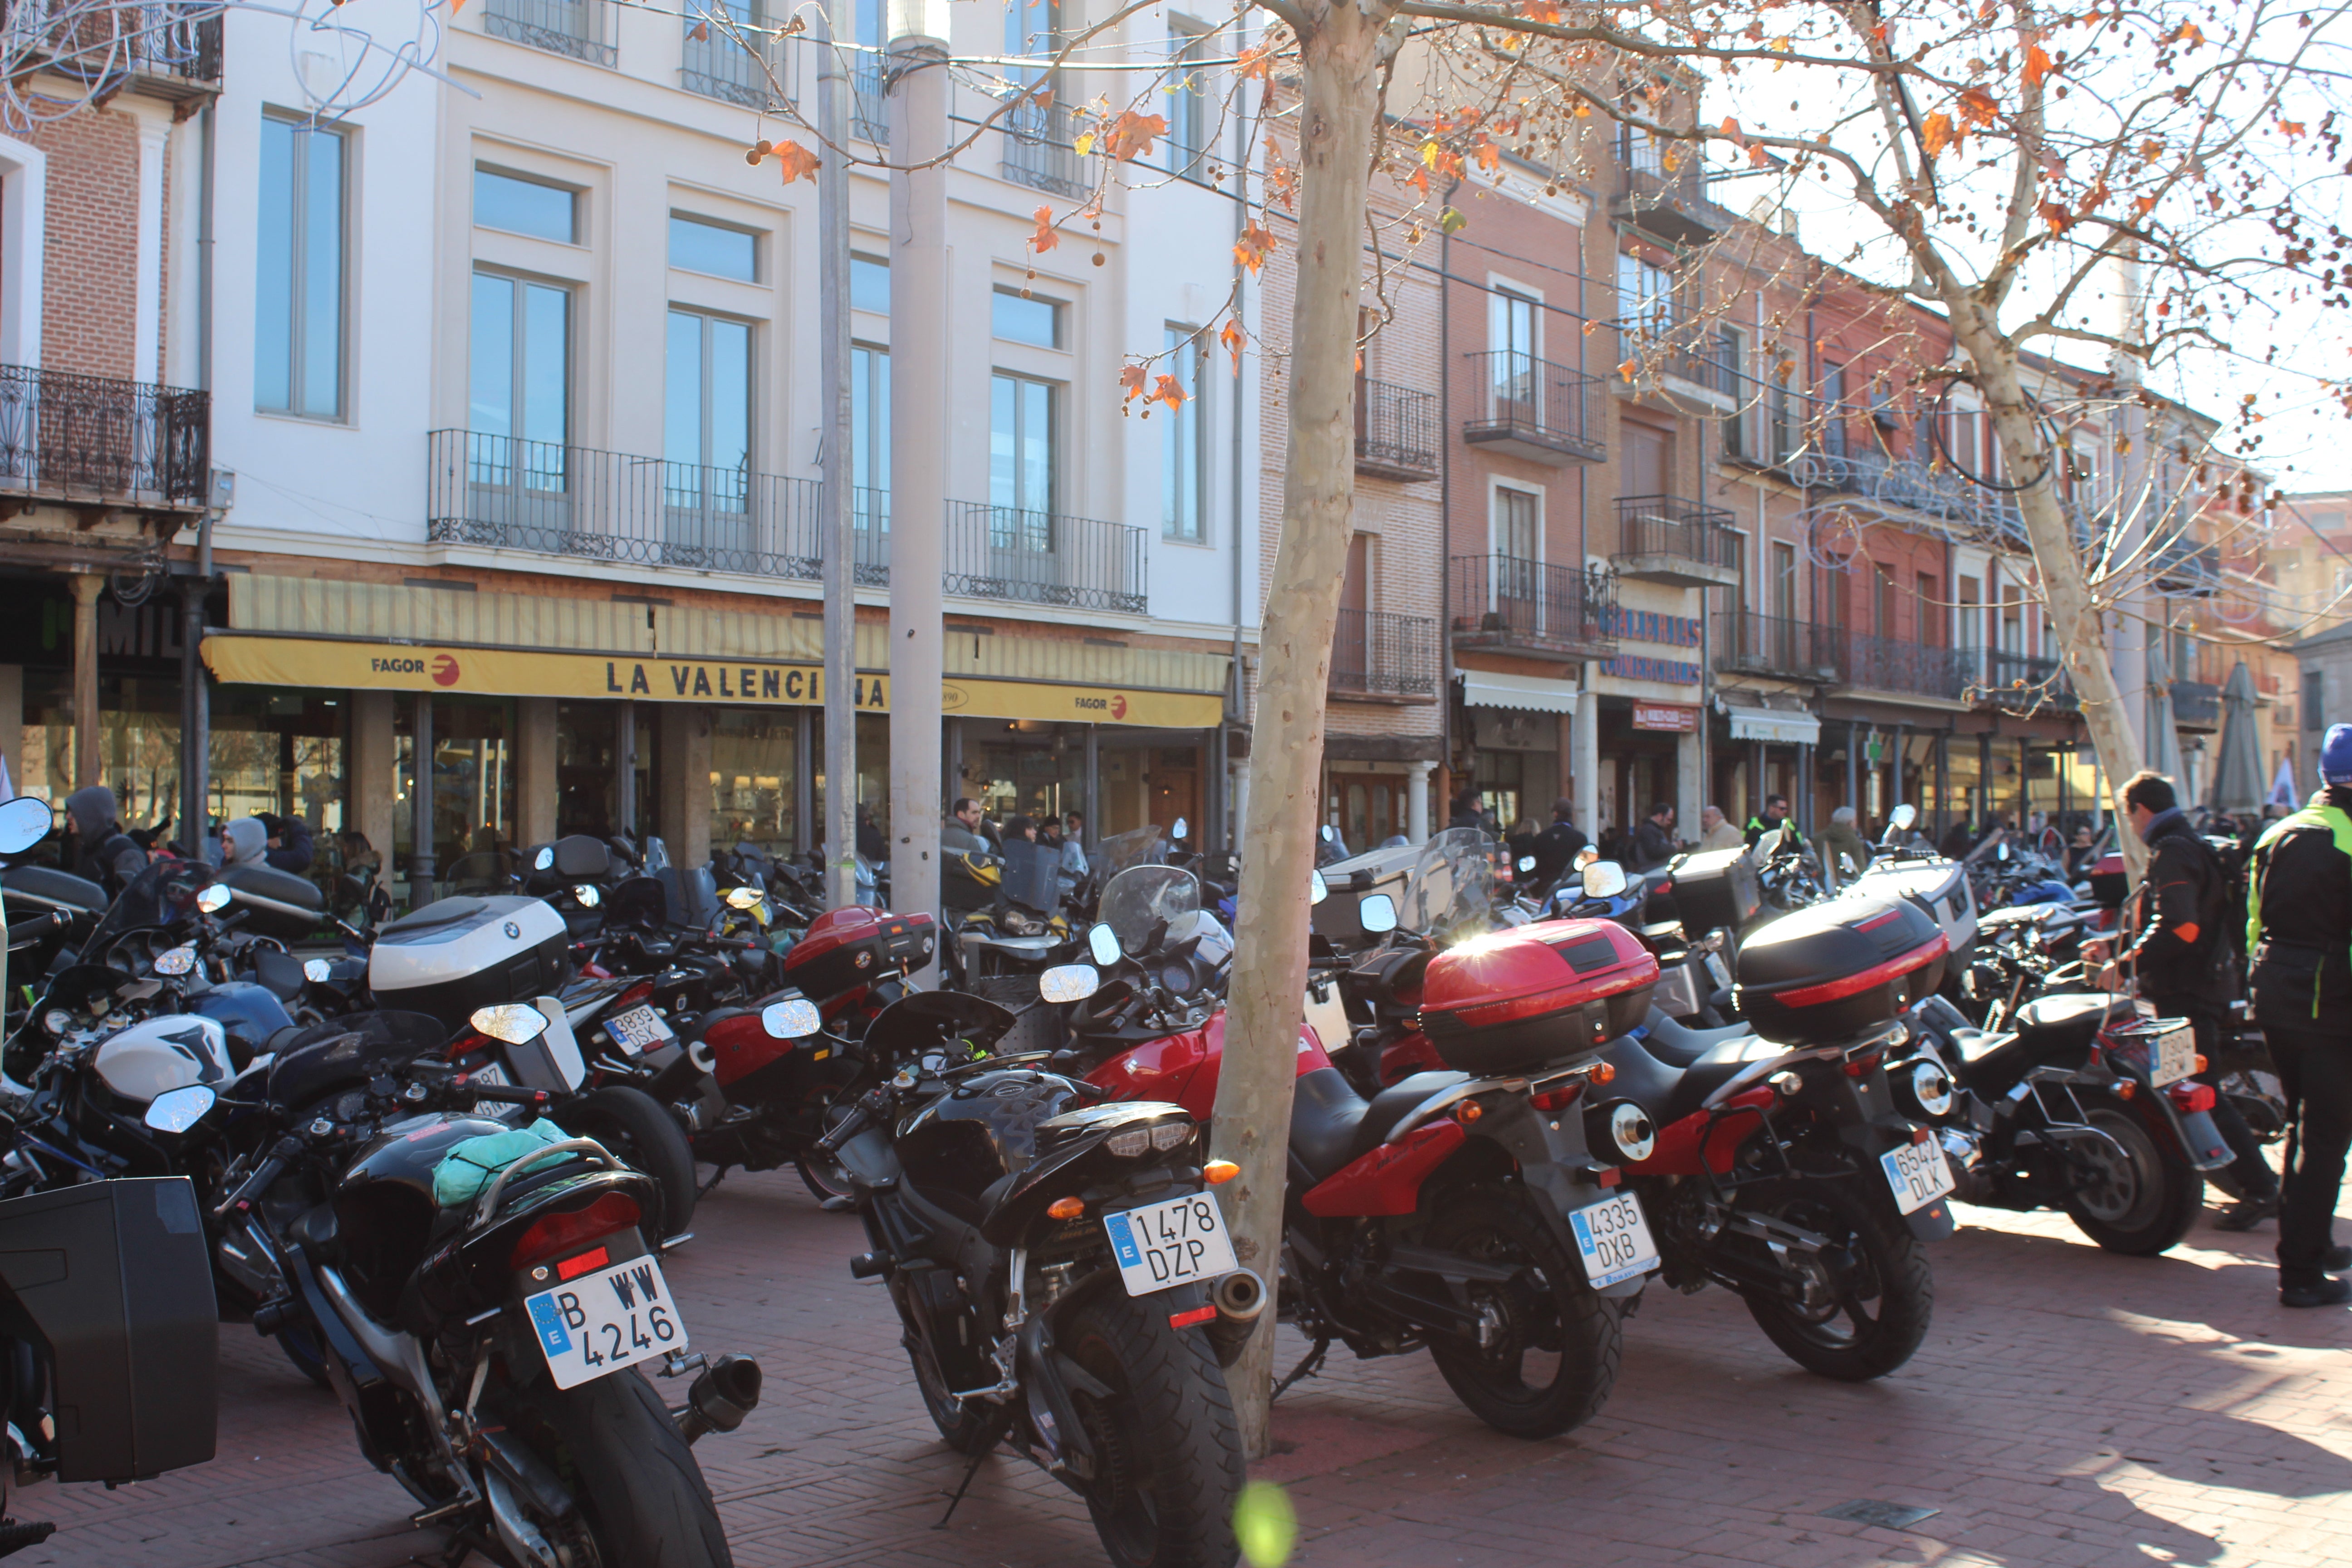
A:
[710, 709, 798, 856]
[394, 698, 516, 894]
[966, 721, 1086, 829]
[256, 114, 349, 420]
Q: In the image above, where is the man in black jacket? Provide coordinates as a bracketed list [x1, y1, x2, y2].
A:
[2245, 725, 2352, 1306]
[1530, 798, 1588, 891]
[64, 785, 147, 895]
[1632, 803, 1677, 871]
[2107, 771, 2281, 1230]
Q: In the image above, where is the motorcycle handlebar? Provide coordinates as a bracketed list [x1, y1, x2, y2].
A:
[216, 1132, 306, 1220]
[813, 1102, 873, 1156]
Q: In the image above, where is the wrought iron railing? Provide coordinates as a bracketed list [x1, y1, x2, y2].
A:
[945, 501, 1146, 613]
[1616, 130, 1734, 234]
[681, 14, 794, 108]
[1615, 495, 1739, 566]
[1966, 648, 2078, 711]
[1450, 554, 1617, 653]
[0, 365, 209, 506]
[1716, 610, 1839, 681]
[484, 0, 617, 65]
[426, 430, 900, 582]
[1000, 97, 1090, 197]
[1837, 630, 1971, 699]
[127, 5, 221, 83]
[1791, 449, 2024, 537]
[851, 50, 887, 141]
[1463, 350, 1603, 460]
[1331, 608, 1438, 698]
[1356, 379, 1437, 479]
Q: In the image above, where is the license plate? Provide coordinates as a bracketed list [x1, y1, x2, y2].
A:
[1568, 1191, 1661, 1288]
[606, 1005, 674, 1053]
[1704, 951, 1731, 990]
[522, 1254, 688, 1390]
[1102, 1193, 1240, 1296]
[1879, 1137, 1957, 1215]
[2148, 1024, 2197, 1088]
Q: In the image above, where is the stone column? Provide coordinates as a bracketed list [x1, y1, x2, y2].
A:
[1405, 759, 1433, 844]
[516, 697, 558, 847]
[659, 704, 712, 872]
[1573, 685, 1599, 847]
[1676, 727, 1701, 853]
[70, 574, 101, 788]
[352, 691, 396, 863]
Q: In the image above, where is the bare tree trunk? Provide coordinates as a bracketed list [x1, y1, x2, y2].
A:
[1958, 322, 2148, 876]
[1209, 0, 1382, 1463]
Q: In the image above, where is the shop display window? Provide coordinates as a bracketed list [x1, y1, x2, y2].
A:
[395, 697, 516, 894]
[710, 709, 798, 854]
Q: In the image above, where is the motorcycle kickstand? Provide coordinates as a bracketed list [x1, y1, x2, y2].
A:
[696, 1166, 729, 1200]
[1271, 1337, 1330, 1405]
[932, 1406, 1014, 1530]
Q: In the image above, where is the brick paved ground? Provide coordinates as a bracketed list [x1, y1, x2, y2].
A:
[24, 1173, 2352, 1568]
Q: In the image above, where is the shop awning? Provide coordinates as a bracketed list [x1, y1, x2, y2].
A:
[1460, 671, 1578, 714]
[201, 634, 1228, 728]
[1723, 703, 1821, 744]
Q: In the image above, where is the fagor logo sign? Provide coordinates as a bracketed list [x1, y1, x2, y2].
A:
[431, 653, 462, 687]
[1072, 693, 1131, 719]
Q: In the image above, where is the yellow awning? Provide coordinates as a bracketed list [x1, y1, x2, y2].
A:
[201, 634, 1225, 728]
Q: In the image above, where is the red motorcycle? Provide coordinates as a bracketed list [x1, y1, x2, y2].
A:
[1055, 864, 1658, 1440]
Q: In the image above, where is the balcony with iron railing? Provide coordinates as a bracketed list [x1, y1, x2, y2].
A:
[1612, 132, 1735, 245]
[1965, 647, 2079, 712]
[1836, 631, 1972, 701]
[483, 0, 619, 64]
[1613, 495, 1740, 588]
[1331, 608, 1439, 701]
[0, 365, 210, 511]
[1355, 380, 1438, 480]
[851, 51, 888, 141]
[1791, 448, 2023, 538]
[1611, 322, 1736, 417]
[944, 501, 1146, 612]
[1716, 610, 1840, 682]
[681, 16, 794, 109]
[1450, 555, 1618, 660]
[1462, 351, 1604, 465]
[1000, 97, 1091, 197]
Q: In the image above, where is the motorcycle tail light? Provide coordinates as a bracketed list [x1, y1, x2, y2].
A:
[555, 1245, 610, 1282]
[1844, 1052, 1882, 1078]
[510, 1191, 642, 1273]
[1106, 1128, 1152, 1158]
[1149, 1122, 1190, 1152]
[1531, 1085, 1581, 1112]
[2168, 1080, 2218, 1113]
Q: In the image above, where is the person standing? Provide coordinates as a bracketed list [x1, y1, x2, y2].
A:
[1818, 805, 1872, 880]
[2244, 725, 2352, 1306]
[1695, 804, 1744, 852]
[1632, 803, 1677, 871]
[2103, 772, 2283, 1234]
[1745, 794, 1803, 850]
[1531, 798, 1589, 888]
[942, 797, 989, 854]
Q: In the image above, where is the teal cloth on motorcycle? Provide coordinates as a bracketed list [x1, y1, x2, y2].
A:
[430, 1118, 575, 1207]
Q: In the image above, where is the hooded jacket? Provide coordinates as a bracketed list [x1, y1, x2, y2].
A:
[2247, 788, 2352, 1029]
[64, 785, 146, 892]
[2123, 806, 2231, 1008]
[219, 817, 270, 869]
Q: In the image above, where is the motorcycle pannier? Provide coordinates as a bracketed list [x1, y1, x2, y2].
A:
[1734, 895, 1948, 1045]
[218, 863, 327, 941]
[782, 906, 939, 998]
[367, 895, 572, 1031]
[1666, 846, 1761, 935]
[1419, 918, 1659, 1075]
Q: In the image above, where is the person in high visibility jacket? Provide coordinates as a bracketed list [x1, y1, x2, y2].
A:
[2244, 722, 2352, 1308]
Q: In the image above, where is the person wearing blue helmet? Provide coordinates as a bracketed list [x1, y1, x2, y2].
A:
[2244, 722, 2352, 1306]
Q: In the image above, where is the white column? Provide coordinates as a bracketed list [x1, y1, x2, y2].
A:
[133, 109, 168, 383]
[1573, 684, 1600, 848]
[1405, 760, 1433, 844]
[1676, 727, 1701, 853]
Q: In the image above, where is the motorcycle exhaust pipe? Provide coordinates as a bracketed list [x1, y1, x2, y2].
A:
[1203, 1269, 1267, 1368]
[676, 1353, 764, 1445]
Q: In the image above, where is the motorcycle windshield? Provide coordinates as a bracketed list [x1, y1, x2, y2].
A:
[1397, 828, 1494, 941]
[1098, 866, 1200, 958]
[86, 858, 217, 954]
[1091, 825, 1167, 878]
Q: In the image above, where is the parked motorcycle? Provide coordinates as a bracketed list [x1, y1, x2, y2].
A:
[794, 989, 1250, 1568]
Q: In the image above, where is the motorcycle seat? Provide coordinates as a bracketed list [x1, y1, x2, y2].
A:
[1602, 1032, 1792, 1127]
[1953, 991, 2127, 1093]
[1288, 1066, 1470, 1183]
[1638, 1008, 1755, 1068]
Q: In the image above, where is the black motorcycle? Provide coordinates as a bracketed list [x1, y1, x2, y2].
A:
[797, 990, 1250, 1568]
[201, 1006, 758, 1566]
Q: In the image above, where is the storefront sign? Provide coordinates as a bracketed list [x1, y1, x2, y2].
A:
[1599, 654, 1701, 686]
[1631, 703, 1698, 732]
[201, 636, 1225, 728]
[1603, 608, 1701, 648]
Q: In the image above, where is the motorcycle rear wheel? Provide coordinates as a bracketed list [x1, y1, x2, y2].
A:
[1738, 1178, 1932, 1382]
[554, 1086, 698, 1240]
[1062, 1288, 1247, 1568]
[487, 1365, 732, 1568]
[2063, 1095, 2203, 1255]
[1420, 1189, 1622, 1439]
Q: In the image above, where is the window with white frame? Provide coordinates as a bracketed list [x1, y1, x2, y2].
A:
[256, 114, 348, 420]
[664, 310, 753, 510]
[1617, 252, 1673, 337]
[1166, 20, 1213, 178]
[1162, 325, 1205, 542]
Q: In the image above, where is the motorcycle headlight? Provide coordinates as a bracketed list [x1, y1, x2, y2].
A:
[1908, 1058, 1955, 1119]
[1607, 1102, 1656, 1163]
[151, 944, 197, 977]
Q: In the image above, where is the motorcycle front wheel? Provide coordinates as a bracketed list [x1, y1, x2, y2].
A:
[486, 1365, 732, 1568]
[1420, 1188, 1622, 1439]
[1060, 1288, 1246, 1568]
[1738, 1177, 1932, 1382]
[2062, 1093, 2203, 1255]
[554, 1086, 699, 1239]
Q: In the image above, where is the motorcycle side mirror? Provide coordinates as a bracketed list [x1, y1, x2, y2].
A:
[1582, 860, 1629, 899]
[1518, 855, 1536, 874]
[0, 795, 54, 856]
[1890, 803, 1917, 831]
[470, 1003, 550, 1045]
[725, 886, 764, 911]
[534, 846, 555, 872]
[574, 884, 602, 908]
[196, 884, 233, 914]
[303, 957, 333, 984]
[151, 944, 198, 977]
[760, 998, 823, 1039]
[1320, 824, 1334, 843]
[1839, 852, 1857, 875]
[1039, 964, 1101, 1004]
[1171, 817, 1188, 841]
[143, 1084, 216, 1134]
[1357, 892, 1398, 934]
[1310, 869, 1328, 906]
[1088, 922, 1122, 966]
[1998, 841, 2011, 862]
[1574, 845, 1599, 868]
